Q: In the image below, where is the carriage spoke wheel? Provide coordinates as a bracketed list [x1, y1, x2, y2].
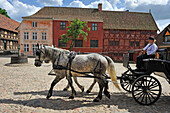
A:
[120, 74, 136, 92]
[132, 75, 162, 105]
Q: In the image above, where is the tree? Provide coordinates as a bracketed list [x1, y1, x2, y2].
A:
[61, 18, 90, 51]
[0, 8, 10, 18]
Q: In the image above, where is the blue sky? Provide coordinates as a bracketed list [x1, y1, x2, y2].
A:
[0, 0, 170, 32]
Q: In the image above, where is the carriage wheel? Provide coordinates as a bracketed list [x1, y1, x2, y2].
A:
[132, 75, 162, 105]
[120, 74, 136, 92]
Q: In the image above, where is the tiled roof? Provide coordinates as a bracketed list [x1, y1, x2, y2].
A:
[23, 7, 158, 30]
[103, 11, 158, 30]
[0, 14, 20, 32]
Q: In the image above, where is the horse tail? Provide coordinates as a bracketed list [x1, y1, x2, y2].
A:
[105, 56, 121, 91]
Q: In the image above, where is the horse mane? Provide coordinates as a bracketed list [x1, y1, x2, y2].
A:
[44, 46, 70, 53]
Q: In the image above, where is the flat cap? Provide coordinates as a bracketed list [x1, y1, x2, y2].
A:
[148, 36, 155, 40]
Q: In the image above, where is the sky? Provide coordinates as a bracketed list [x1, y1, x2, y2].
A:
[0, 0, 169, 32]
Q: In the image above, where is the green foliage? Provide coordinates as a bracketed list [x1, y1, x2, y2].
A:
[0, 8, 10, 18]
[61, 18, 90, 51]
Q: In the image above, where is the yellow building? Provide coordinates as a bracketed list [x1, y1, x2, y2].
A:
[0, 14, 20, 54]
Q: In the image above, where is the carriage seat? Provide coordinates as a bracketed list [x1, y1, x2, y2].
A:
[156, 48, 167, 52]
[133, 70, 147, 75]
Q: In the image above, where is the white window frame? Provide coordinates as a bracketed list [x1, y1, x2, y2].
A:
[32, 32, 37, 40]
[32, 21, 37, 27]
[24, 32, 29, 40]
[32, 44, 38, 55]
[42, 32, 46, 40]
[24, 44, 29, 52]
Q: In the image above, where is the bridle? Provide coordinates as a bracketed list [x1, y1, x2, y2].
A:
[35, 49, 45, 63]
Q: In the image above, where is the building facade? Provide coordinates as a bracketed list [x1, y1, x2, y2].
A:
[156, 24, 170, 60]
[0, 14, 20, 54]
[19, 4, 158, 61]
[53, 20, 103, 53]
[18, 18, 53, 56]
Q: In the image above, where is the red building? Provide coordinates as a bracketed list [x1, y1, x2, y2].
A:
[20, 4, 158, 61]
[53, 21, 103, 52]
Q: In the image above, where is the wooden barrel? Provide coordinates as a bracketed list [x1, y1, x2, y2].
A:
[11, 56, 28, 64]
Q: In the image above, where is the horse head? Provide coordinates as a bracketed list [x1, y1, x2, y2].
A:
[34, 44, 47, 67]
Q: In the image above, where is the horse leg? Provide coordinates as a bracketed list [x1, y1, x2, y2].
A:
[47, 76, 64, 99]
[63, 81, 70, 91]
[73, 77, 84, 92]
[67, 76, 76, 99]
[93, 79, 105, 102]
[86, 78, 97, 93]
[104, 81, 110, 99]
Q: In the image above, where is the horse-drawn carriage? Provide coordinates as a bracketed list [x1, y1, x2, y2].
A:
[120, 48, 170, 105]
[34, 45, 169, 105]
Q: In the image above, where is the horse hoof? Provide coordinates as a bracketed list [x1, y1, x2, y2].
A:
[46, 96, 51, 99]
[69, 96, 74, 99]
[63, 88, 68, 91]
[86, 90, 91, 94]
[93, 98, 100, 102]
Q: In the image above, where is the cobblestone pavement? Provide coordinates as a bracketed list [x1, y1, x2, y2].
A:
[0, 57, 169, 113]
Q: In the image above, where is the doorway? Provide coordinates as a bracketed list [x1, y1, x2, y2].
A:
[129, 53, 134, 61]
[3, 40, 7, 50]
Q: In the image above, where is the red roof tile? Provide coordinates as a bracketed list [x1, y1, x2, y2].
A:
[0, 14, 20, 32]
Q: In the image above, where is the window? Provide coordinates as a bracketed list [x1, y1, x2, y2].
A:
[32, 22, 37, 27]
[141, 31, 145, 34]
[119, 53, 123, 56]
[92, 23, 97, 31]
[32, 32, 37, 40]
[151, 32, 156, 35]
[109, 41, 114, 46]
[130, 41, 134, 47]
[114, 53, 118, 56]
[24, 44, 29, 52]
[90, 40, 98, 48]
[115, 41, 119, 46]
[164, 35, 170, 42]
[42, 32, 46, 40]
[126, 31, 130, 34]
[32, 44, 38, 55]
[75, 40, 83, 47]
[110, 30, 114, 34]
[115, 31, 119, 33]
[24, 32, 29, 40]
[135, 41, 140, 47]
[146, 32, 150, 34]
[60, 22, 66, 30]
[58, 39, 67, 47]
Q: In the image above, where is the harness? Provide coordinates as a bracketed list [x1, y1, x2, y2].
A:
[53, 51, 104, 78]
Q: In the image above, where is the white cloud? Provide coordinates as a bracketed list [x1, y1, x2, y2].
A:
[0, 0, 40, 22]
[156, 19, 170, 33]
[124, 0, 169, 9]
[69, 0, 116, 11]
[37, 0, 63, 6]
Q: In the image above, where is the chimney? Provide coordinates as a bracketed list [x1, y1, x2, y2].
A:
[98, 3, 102, 11]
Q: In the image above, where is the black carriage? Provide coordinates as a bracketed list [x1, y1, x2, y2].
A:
[120, 48, 170, 105]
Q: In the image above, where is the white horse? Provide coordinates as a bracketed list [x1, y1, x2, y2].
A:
[34, 46, 120, 102]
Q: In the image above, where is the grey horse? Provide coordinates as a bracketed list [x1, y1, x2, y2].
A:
[34, 46, 120, 102]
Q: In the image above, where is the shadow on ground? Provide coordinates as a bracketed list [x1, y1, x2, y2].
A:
[0, 90, 169, 112]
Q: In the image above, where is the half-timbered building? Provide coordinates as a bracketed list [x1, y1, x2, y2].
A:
[0, 14, 20, 54]
[156, 24, 170, 60]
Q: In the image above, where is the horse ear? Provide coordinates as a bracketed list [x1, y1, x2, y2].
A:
[36, 43, 39, 49]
